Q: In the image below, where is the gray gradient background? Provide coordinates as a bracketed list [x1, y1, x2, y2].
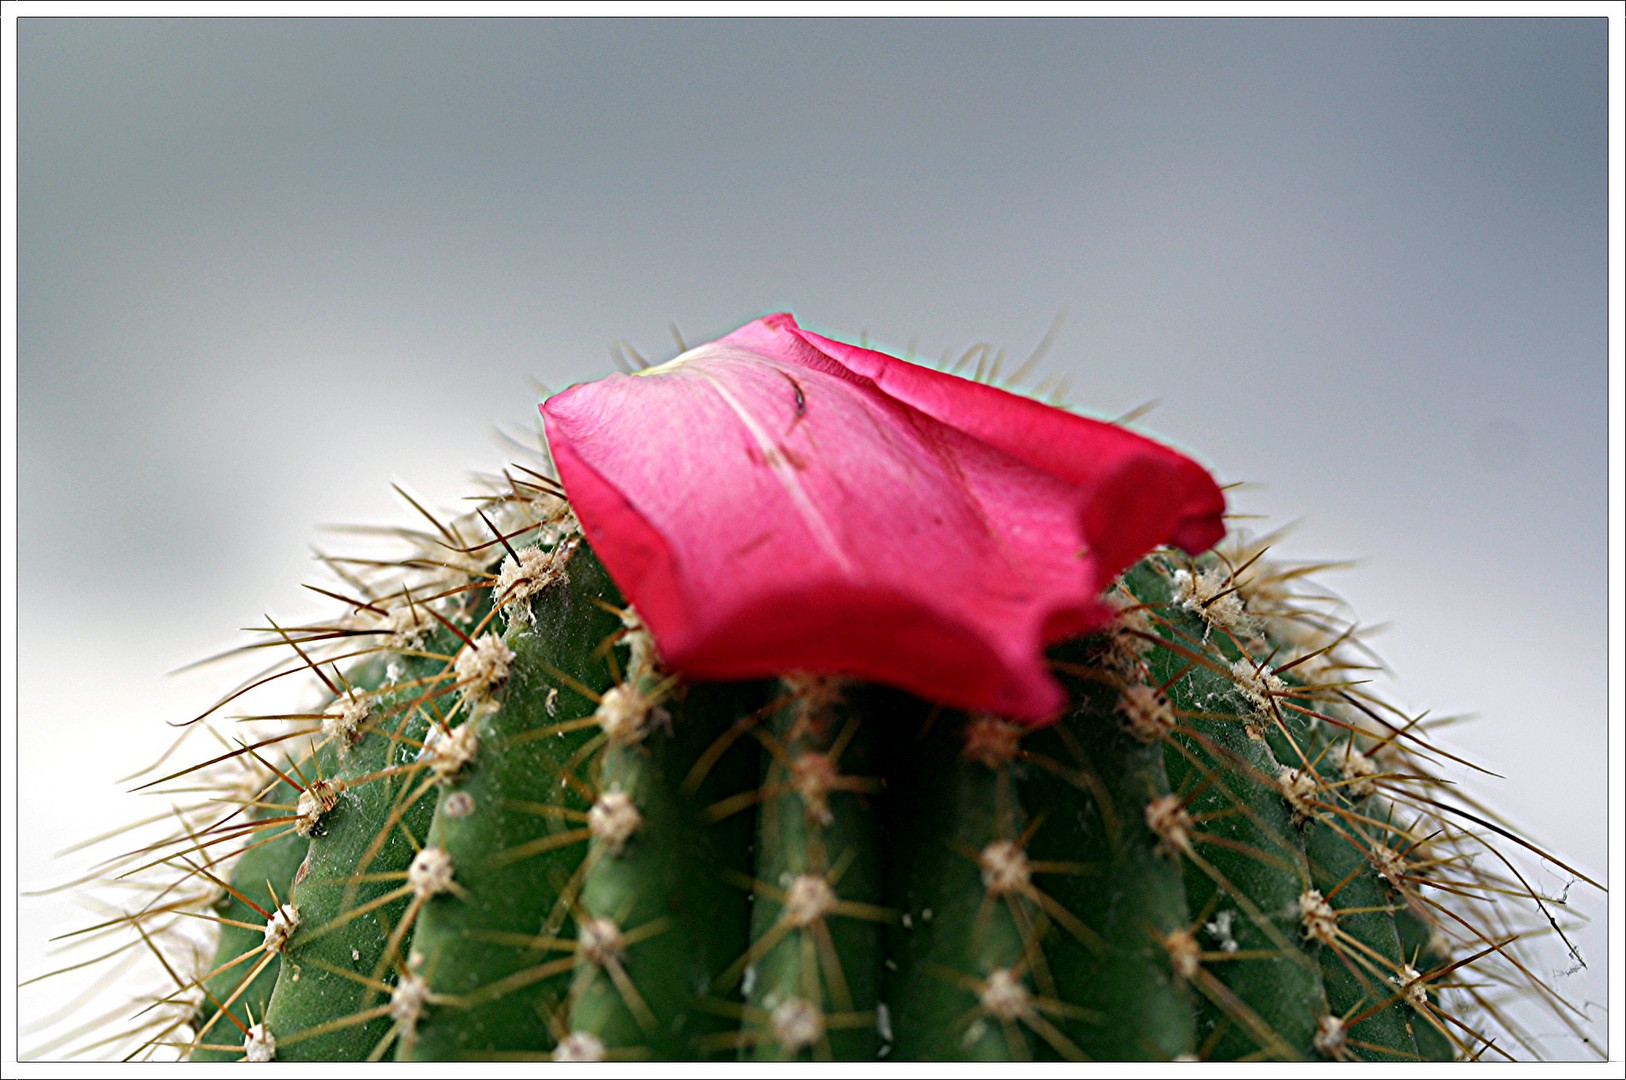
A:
[15, 18, 1609, 1057]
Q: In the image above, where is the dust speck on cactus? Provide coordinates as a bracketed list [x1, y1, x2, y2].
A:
[31, 317, 1601, 1062]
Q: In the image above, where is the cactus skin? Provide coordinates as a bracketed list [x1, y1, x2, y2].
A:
[85, 472, 1591, 1063]
[397, 548, 626, 1060]
[148, 488, 1559, 1063]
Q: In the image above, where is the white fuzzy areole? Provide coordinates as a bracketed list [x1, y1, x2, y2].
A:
[552, 1032, 607, 1062]
[771, 997, 825, 1051]
[455, 634, 514, 701]
[442, 790, 476, 818]
[261, 903, 299, 954]
[1116, 684, 1175, 744]
[578, 917, 625, 966]
[496, 540, 574, 624]
[1299, 889, 1338, 947]
[294, 778, 341, 836]
[243, 1022, 276, 1062]
[1370, 843, 1408, 886]
[790, 750, 839, 826]
[979, 968, 1032, 1021]
[783, 875, 838, 928]
[1333, 742, 1380, 799]
[421, 719, 480, 782]
[962, 713, 1023, 769]
[1172, 564, 1251, 633]
[1230, 657, 1287, 717]
[1314, 1014, 1347, 1058]
[390, 972, 431, 1025]
[322, 689, 371, 748]
[380, 600, 438, 649]
[780, 671, 847, 717]
[1102, 591, 1155, 672]
[618, 606, 656, 676]
[595, 684, 653, 745]
[1164, 929, 1201, 981]
[1145, 794, 1194, 858]
[1393, 964, 1429, 1009]
[978, 840, 1032, 896]
[588, 789, 642, 854]
[1277, 766, 1321, 822]
[408, 846, 455, 900]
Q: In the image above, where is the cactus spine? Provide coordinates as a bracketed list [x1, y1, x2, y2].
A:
[68, 463, 1595, 1063]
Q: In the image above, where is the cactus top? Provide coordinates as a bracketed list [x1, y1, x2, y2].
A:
[541, 313, 1225, 721]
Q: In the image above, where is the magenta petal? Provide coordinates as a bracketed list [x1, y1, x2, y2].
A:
[753, 315, 1228, 580]
[541, 314, 1225, 722]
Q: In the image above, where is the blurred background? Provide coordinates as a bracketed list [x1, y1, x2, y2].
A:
[14, 17, 1610, 1058]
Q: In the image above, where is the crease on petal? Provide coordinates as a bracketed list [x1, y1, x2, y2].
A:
[737, 314, 1228, 560]
[690, 361, 855, 577]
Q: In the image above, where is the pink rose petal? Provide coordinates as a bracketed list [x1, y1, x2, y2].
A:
[542, 314, 1225, 722]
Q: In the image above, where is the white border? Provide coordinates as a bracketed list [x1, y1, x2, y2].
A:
[2, 3, 1619, 1075]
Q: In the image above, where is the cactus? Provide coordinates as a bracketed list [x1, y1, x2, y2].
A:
[85, 490, 1596, 1063]
[43, 319, 1599, 1062]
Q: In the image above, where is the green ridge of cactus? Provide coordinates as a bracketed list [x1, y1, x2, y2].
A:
[51, 428, 1599, 1063]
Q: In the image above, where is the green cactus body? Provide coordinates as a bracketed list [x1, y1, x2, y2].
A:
[399, 543, 625, 1060]
[185, 769, 316, 1061]
[733, 680, 888, 1061]
[257, 655, 444, 1061]
[84, 474, 1590, 1063]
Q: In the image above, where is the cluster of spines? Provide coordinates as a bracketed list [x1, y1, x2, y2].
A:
[25, 465, 575, 1060]
[30, 466, 1599, 1062]
[1101, 543, 1598, 1060]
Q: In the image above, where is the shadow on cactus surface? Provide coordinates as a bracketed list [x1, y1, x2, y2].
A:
[32, 317, 1603, 1062]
